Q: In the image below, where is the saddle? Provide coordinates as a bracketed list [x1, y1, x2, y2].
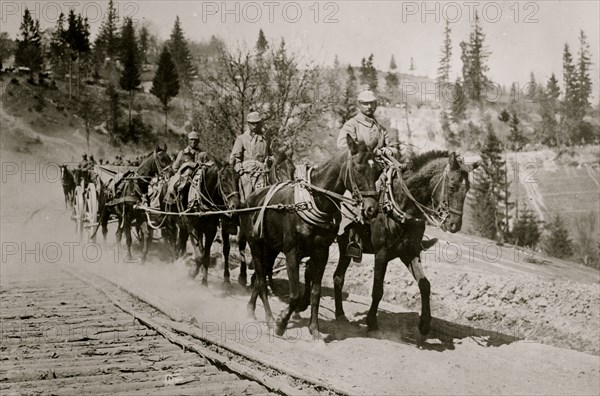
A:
[165, 162, 199, 205]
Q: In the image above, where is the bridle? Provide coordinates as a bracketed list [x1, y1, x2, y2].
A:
[382, 156, 464, 229]
[343, 151, 380, 203]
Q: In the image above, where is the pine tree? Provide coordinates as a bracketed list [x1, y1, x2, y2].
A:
[256, 28, 268, 55]
[539, 73, 561, 145]
[94, 0, 120, 63]
[105, 82, 120, 144]
[14, 8, 44, 77]
[562, 43, 578, 142]
[64, 10, 90, 99]
[437, 20, 452, 84]
[389, 55, 397, 71]
[541, 214, 574, 259]
[450, 78, 467, 123]
[151, 46, 180, 135]
[119, 18, 141, 132]
[475, 126, 511, 241]
[527, 71, 539, 103]
[470, 176, 498, 239]
[359, 54, 378, 92]
[335, 65, 357, 125]
[0, 32, 14, 70]
[49, 13, 67, 78]
[510, 206, 541, 248]
[333, 54, 340, 69]
[168, 16, 194, 89]
[575, 30, 592, 120]
[139, 25, 149, 64]
[507, 111, 527, 151]
[409, 57, 415, 72]
[385, 70, 399, 93]
[461, 12, 490, 102]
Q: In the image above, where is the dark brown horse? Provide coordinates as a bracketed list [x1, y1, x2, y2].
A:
[239, 136, 382, 338]
[333, 151, 479, 335]
[185, 161, 241, 285]
[60, 165, 76, 210]
[236, 150, 296, 286]
[93, 146, 172, 263]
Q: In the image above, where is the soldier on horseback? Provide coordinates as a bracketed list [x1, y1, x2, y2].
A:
[229, 112, 273, 202]
[337, 89, 435, 261]
[163, 131, 210, 206]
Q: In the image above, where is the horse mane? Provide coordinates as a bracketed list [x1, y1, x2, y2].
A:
[409, 150, 449, 170]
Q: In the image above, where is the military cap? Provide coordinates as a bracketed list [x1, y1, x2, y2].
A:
[357, 89, 377, 102]
[246, 112, 263, 123]
[188, 131, 200, 140]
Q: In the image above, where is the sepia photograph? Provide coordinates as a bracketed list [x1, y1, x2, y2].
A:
[0, 1, 598, 394]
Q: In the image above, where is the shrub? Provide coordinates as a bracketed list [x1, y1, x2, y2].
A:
[573, 212, 600, 269]
[541, 214, 574, 259]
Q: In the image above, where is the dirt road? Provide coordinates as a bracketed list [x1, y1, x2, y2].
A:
[1, 148, 599, 395]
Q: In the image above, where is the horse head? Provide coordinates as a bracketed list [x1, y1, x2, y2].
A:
[269, 149, 296, 184]
[138, 145, 172, 178]
[435, 152, 480, 233]
[345, 135, 382, 219]
[217, 163, 241, 211]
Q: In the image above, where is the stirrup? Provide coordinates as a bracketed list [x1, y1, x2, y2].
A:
[346, 242, 362, 263]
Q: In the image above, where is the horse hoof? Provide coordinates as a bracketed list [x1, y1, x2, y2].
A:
[418, 318, 431, 335]
[366, 317, 379, 332]
[311, 329, 321, 341]
[188, 268, 199, 279]
[336, 314, 349, 323]
[201, 279, 208, 287]
[275, 325, 285, 337]
[238, 275, 247, 287]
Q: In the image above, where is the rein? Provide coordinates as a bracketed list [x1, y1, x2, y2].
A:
[382, 154, 459, 228]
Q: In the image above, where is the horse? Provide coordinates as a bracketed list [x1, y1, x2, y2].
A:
[239, 135, 382, 338]
[332, 151, 479, 335]
[235, 150, 296, 287]
[93, 145, 172, 263]
[184, 160, 241, 286]
[60, 165, 76, 210]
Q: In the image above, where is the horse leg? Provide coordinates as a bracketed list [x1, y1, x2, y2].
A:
[275, 248, 301, 337]
[295, 259, 313, 313]
[177, 221, 189, 258]
[222, 229, 231, 283]
[123, 207, 133, 260]
[333, 251, 352, 322]
[201, 225, 217, 287]
[238, 238, 248, 287]
[140, 221, 152, 264]
[246, 244, 274, 325]
[187, 222, 204, 280]
[307, 250, 328, 339]
[366, 253, 390, 331]
[406, 254, 431, 335]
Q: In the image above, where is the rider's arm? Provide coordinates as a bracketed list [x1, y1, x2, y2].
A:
[172, 150, 184, 172]
[230, 137, 244, 172]
[337, 119, 357, 150]
[381, 126, 399, 156]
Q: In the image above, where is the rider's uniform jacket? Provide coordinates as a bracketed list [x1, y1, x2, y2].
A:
[229, 130, 270, 174]
[172, 146, 205, 171]
[336, 113, 398, 155]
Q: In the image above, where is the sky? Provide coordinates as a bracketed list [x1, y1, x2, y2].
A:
[1, 0, 599, 99]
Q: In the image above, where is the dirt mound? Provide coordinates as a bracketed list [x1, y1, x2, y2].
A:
[335, 261, 600, 355]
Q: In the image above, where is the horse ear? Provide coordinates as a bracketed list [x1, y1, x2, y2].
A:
[346, 135, 359, 154]
[449, 152, 460, 170]
[462, 161, 480, 172]
[162, 143, 167, 152]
